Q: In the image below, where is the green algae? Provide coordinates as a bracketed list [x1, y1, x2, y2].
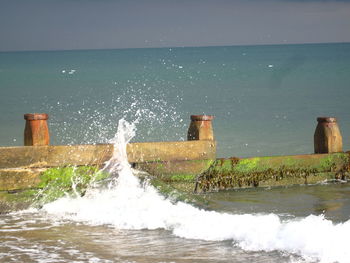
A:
[0, 189, 38, 213]
[0, 166, 109, 211]
[135, 159, 215, 182]
[233, 158, 262, 173]
[34, 166, 109, 206]
[2, 153, 349, 211]
[144, 176, 209, 209]
[318, 153, 349, 171]
[195, 153, 350, 193]
[0, 189, 38, 211]
[168, 174, 196, 182]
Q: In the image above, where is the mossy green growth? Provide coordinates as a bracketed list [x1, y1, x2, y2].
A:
[168, 174, 196, 182]
[144, 176, 209, 209]
[195, 153, 350, 193]
[0, 189, 37, 203]
[34, 166, 109, 207]
[0, 189, 38, 213]
[212, 158, 270, 174]
[318, 153, 349, 172]
[233, 158, 264, 173]
[215, 159, 234, 172]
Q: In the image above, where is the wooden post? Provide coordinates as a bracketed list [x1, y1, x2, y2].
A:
[187, 115, 214, 141]
[314, 117, 342, 153]
[24, 113, 50, 146]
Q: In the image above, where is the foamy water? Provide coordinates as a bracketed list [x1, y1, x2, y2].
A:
[37, 119, 350, 263]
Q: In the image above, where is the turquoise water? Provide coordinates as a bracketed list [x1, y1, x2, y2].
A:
[1, 43, 350, 157]
[1, 43, 350, 263]
[1, 119, 350, 263]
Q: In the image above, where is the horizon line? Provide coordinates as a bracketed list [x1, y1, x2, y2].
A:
[1, 41, 349, 53]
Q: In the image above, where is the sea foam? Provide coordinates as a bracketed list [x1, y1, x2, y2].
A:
[43, 119, 350, 263]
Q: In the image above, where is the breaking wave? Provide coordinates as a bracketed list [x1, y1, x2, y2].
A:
[42, 119, 350, 263]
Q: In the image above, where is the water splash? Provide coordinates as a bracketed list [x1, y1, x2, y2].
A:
[42, 119, 350, 263]
[47, 81, 185, 146]
[100, 119, 136, 183]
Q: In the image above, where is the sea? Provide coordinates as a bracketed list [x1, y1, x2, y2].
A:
[1, 43, 350, 262]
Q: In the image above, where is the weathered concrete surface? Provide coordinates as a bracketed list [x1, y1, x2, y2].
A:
[0, 189, 37, 214]
[2, 136, 350, 213]
[0, 144, 113, 169]
[135, 159, 215, 194]
[0, 166, 106, 214]
[135, 159, 214, 180]
[0, 140, 216, 191]
[195, 152, 350, 193]
[0, 168, 46, 191]
[127, 140, 216, 162]
[0, 141, 216, 169]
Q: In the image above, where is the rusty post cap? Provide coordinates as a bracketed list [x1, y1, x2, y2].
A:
[317, 117, 337, 123]
[190, 115, 214, 121]
[24, 113, 49, 121]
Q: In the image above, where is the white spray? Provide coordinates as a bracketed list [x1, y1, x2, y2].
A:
[43, 119, 350, 263]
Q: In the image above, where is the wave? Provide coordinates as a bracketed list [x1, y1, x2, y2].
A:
[42, 119, 350, 263]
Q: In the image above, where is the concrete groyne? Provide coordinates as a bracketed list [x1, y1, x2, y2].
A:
[0, 113, 349, 213]
[195, 152, 349, 193]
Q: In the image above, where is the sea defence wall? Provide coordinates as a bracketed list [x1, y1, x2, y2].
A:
[193, 116, 349, 192]
[0, 114, 216, 212]
[194, 153, 350, 193]
[0, 141, 216, 191]
[0, 113, 349, 213]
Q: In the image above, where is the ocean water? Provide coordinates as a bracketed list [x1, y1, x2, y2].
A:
[1, 43, 350, 263]
[1, 119, 350, 263]
[0, 43, 349, 157]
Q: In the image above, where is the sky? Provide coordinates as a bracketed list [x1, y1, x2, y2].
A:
[0, 0, 350, 51]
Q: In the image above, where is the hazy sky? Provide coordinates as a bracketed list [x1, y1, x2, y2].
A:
[0, 0, 350, 51]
